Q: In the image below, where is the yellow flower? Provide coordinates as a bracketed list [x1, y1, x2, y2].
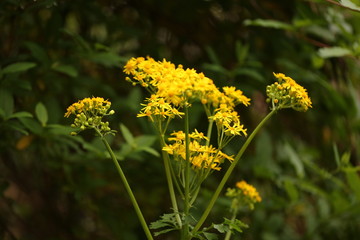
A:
[226, 180, 262, 211]
[163, 130, 233, 171]
[267, 73, 312, 112]
[64, 97, 111, 118]
[137, 94, 185, 121]
[124, 57, 250, 111]
[64, 97, 115, 135]
[210, 104, 247, 137]
[236, 181, 262, 203]
[222, 86, 251, 107]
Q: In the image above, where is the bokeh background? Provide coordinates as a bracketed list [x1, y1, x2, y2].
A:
[1, 0, 360, 239]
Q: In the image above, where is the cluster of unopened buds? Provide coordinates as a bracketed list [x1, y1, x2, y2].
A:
[64, 97, 116, 136]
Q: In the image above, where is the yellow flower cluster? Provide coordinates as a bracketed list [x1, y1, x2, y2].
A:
[266, 73, 312, 112]
[235, 180, 262, 203]
[210, 104, 247, 137]
[137, 94, 185, 121]
[226, 180, 261, 210]
[64, 97, 114, 135]
[65, 97, 111, 118]
[162, 130, 234, 171]
[124, 57, 250, 136]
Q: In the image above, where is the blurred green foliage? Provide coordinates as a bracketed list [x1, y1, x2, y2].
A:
[0, 0, 359, 239]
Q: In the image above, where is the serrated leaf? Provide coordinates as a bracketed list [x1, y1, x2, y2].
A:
[203, 232, 218, 240]
[2, 62, 37, 74]
[150, 213, 179, 236]
[214, 223, 228, 233]
[225, 218, 248, 233]
[52, 64, 78, 77]
[120, 123, 135, 145]
[318, 47, 352, 58]
[244, 19, 293, 30]
[153, 228, 176, 236]
[35, 102, 48, 126]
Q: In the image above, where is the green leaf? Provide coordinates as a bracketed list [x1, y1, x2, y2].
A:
[318, 47, 352, 58]
[214, 223, 228, 233]
[150, 213, 179, 236]
[235, 41, 249, 65]
[141, 146, 160, 157]
[2, 62, 37, 74]
[120, 123, 135, 145]
[8, 111, 33, 119]
[87, 52, 125, 67]
[244, 19, 293, 30]
[46, 124, 74, 135]
[205, 46, 221, 65]
[340, 0, 360, 12]
[203, 232, 218, 240]
[24, 41, 49, 63]
[52, 64, 78, 77]
[135, 135, 157, 147]
[0, 89, 14, 119]
[344, 164, 360, 200]
[202, 63, 228, 75]
[283, 142, 305, 178]
[223, 218, 248, 233]
[232, 68, 265, 83]
[18, 117, 43, 135]
[283, 179, 299, 202]
[35, 102, 48, 127]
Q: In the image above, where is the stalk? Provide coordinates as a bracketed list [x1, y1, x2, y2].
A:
[99, 131, 154, 240]
[182, 104, 191, 239]
[224, 208, 238, 240]
[158, 132, 183, 228]
[191, 109, 276, 236]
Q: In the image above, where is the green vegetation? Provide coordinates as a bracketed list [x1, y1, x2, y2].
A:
[1, 0, 359, 239]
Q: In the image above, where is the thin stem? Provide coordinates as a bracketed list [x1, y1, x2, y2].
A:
[182, 104, 191, 239]
[206, 118, 214, 147]
[191, 109, 277, 236]
[224, 209, 238, 240]
[158, 131, 183, 228]
[99, 133, 154, 240]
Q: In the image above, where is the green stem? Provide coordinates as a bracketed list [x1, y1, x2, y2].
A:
[224, 209, 238, 240]
[182, 104, 191, 239]
[100, 134, 154, 240]
[206, 118, 214, 147]
[191, 109, 276, 236]
[159, 132, 183, 228]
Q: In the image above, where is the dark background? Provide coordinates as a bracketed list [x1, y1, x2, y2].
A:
[1, 0, 359, 239]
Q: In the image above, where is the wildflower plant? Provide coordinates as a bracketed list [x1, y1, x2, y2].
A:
[65, 56, 312, 240]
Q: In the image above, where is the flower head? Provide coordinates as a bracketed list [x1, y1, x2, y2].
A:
[226, 180, 261, 210]
[266, 73, 312, 112]
[163, 130, 233, 171]
[210, 104, 247, 137]
[137, 94, 185, 121]
[64, 97, 115, 136]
